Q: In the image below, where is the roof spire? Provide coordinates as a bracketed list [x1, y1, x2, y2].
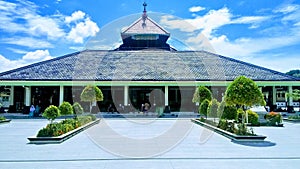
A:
[142, 2, 147, 28]
[143, 2, 147, 13]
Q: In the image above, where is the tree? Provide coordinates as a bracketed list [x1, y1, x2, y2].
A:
[42, 105, 60, 124]
[286, 69, 300, 78]
[80, 85, 104, 113]
[286, 89, 300, 109]
[192, 86, 212, 104]
[224, 76, 265, 123]
[59, 101, 73, 117]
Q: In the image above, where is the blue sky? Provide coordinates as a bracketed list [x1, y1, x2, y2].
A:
[0, 0, 299, 73]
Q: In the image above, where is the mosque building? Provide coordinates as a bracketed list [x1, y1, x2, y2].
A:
[0, 3, 299, 114]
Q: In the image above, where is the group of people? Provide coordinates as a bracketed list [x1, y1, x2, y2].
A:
[29, 105, 41, 117]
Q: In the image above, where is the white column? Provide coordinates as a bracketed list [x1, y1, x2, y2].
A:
[272, 86, 276, 105]
[165, 86, 169, 106]
[25, 86, 31, 106]
[9, 86, 14, 106]
[288, 86, 293, 106]
[59, 85, 64, 106]
[124, 86, 129, 106]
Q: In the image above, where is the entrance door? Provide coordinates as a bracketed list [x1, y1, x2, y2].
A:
[129, 87, 164, 112]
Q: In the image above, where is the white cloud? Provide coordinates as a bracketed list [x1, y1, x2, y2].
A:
[160, 5, 300, 73]
[209, 32, 300, 57]
[26, 15, 65, 39]
[67, 18, 100, 43]
[274, 4, 299, 14]
[22, 50, 52, 61]
[65, 11, 86, 24]
[0, 50, 53, 72]
[160, 15, 197, 32]
[189, 6, 205, 13]
[192, 7, 232, 38]
[0, 1, 99, 47]
[0, 54, 17, 72]
[0, 0, 65, 40]
[3, 37, 53, 49]
[240, 54, 300, 73]
[161, 7, 232, 37]
[7, 48, 28, 54]
[231, 16, 270, 29]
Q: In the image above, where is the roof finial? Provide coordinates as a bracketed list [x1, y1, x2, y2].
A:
[143, 2, 147, 13]
[142, 1, 147, 28]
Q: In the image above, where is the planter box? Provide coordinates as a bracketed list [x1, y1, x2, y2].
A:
[0, 119, 11, 124]
[28, 119, 100, 144]
[191, 119, 266, 142]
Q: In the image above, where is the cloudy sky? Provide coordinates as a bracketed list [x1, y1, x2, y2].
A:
[0, 0, 299, 73]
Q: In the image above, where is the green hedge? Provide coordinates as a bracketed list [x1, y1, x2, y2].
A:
[265, 112, 282, 126]
[37, 115, 96, 137]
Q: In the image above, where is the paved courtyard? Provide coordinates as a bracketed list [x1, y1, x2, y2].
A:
[1, 117, 300, 169]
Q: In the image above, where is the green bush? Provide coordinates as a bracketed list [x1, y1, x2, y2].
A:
[218, 101, 238, 120]
[88, 114, 97, 121]
[199, 99, 210, 117]
[42, 105, 60, 123]
[37, 127, 53, 137]
[218, 119, 235, 133]
[36, 115, 96, 137]
[59, 101, 73, 116]
[265, 112, 282, 126]
[288, 115, 300, 120]
[192, 86, 212, 103]
[62, 118, 81, 129]
[0, 116, 6, 121]
[78, 115, 93, 125]
[235, 123, 255, 136]
[246, 109, 259, 125]
[73, 102, 84, 117]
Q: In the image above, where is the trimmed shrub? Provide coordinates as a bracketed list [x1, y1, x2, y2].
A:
[288, 115, 300, 120]
[36, 115, 96, 137]
[199, 99, 210, 117]
[246, 109, 259, 125]
[265, 112, 282, 126]
[0, 116, 6, 121]
[192, 86, 212, 103]
[218, 101, 238, 120]
[37, 126, 53, 137]
[73, 102, 84, 117]
[59, 101, 73, 116]
[42, 105, 60, 123]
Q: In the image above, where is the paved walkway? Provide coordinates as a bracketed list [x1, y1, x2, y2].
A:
[0, 118, 300, 169]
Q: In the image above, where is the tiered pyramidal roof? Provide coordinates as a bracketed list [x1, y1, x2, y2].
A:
[117, 2, 172, 50]
[0, 3, 298, 82]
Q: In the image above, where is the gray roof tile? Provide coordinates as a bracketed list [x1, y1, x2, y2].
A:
[0, 50, 298, 81]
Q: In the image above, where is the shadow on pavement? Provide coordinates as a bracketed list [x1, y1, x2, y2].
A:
[231, 140, 276, 147]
